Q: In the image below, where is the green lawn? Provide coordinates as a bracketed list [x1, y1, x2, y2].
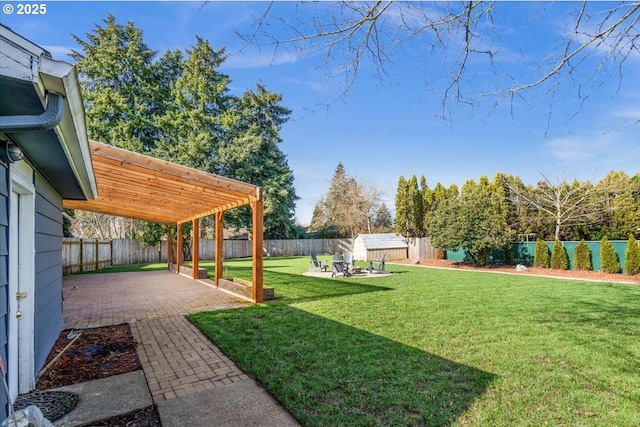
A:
[104, 256, 639, 426]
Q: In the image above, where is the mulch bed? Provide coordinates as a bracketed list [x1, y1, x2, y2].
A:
[30, 324, 161, 426]
[36, 324, 140, 391]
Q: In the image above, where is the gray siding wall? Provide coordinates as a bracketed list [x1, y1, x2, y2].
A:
[0, 165, 8, 417]
[33, 175, 64, 373]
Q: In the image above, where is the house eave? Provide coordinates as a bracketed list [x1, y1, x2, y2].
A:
[0, 25, 97, 200]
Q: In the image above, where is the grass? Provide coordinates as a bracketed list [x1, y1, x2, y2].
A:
[187, 257, 640, 427]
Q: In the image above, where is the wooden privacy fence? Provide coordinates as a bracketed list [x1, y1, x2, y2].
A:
[63, 238, 114, 275]
[407, 237, 436, 261]
[63, 238, 355, 274]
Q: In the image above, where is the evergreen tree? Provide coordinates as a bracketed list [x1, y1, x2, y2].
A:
[431, 182, 448, 210]
[550, 240, 569, 270]
[373, 203, 393, 231]
[70, 15, 300, 240]
[428, 177, 512, 266]
[605, 172, 640, 239]
[600, 236, 621, 274]
[407, 175, 424, 237]
[395, 176, 408, 236]
[534, 239, 550, 268]
[313, 164, 384, 236]
[323, 163, 354, 236]
[71, 14, 159, 152]
[624, 234, 640, 275]
[154, 37, 230, 172]
[221, 84, 298, 238]
[574, 239, 592, 271]
[309, 196, 328, 231]
[421, 177, 433, 231]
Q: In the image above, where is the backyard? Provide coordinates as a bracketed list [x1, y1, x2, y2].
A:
[184, 256, 639, 427]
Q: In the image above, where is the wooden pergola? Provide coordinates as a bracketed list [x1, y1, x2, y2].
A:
[64, 140, 265, 302]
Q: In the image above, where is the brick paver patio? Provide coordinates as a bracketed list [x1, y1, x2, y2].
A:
[63, 270, 252, 402]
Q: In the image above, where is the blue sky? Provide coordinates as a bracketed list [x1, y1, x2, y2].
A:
[3, 1, 639, 225]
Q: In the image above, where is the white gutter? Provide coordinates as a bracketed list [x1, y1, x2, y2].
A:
[39, 56, 98, 200]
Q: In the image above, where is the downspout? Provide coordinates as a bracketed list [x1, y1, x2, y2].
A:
[0, 93, 64, 132]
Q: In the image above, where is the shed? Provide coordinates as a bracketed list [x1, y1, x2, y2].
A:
[353, 233, 408, 261]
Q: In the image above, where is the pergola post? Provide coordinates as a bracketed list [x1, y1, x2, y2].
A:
[176, 223, 183, 274]
[215, 211, 224, 287]
[251, 191, 264, 303]
[166, 226, 173, 271]
[192, 218, 200, 280]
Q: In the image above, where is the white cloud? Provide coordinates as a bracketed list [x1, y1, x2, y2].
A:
[613, 107, 640, 120]
[543, 131, 640, 181]
[545, 136, 603, 161]
[222, 49, 299, 69]
[41, 45, 74, 60]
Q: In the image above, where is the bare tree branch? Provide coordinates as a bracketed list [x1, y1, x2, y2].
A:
[236, 1, 640, 119]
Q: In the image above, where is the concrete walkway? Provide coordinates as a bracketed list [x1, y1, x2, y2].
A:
[62, 270, 300, 426]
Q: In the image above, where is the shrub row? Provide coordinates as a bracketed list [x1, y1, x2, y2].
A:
[533, 234, 640, 275]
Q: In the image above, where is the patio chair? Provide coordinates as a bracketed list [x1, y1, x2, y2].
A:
[343, 251, 353, 268]
[331, 253, 351, 277]
[309, 252, 326, 272]
[343, 251, 361, 274]
[367, 252, 387, 274]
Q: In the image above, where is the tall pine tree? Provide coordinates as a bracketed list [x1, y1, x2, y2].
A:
[153, 38, 230, 172]
[70, 15, 300, 239]
[71, 14, 158, 152]
[220, 84, 299, 238]
[395, 176, 409, 236]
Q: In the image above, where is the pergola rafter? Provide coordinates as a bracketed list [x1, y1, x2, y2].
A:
[63, 140, 264, 302]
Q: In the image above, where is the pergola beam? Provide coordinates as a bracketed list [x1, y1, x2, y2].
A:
[90, 141, 258, 196]
[215, 212, 224, 287]
[176, 223, 183, 274]
[251, 190, 264, 303]
[63, 200, 177, 225]
[177, 197, 252, 225]
[192, 218, 200, 280]
[167, 227, 173, 270]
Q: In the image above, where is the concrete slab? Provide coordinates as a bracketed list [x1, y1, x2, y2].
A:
[303, 270, 392, 278]
[157, 380, 300, 427]
[52, 370, 152, 427]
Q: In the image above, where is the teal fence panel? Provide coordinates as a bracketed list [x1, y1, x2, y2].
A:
[447, 240, 630, 272]
[446, 248, 468, 262]
[585, 241, 601, 271]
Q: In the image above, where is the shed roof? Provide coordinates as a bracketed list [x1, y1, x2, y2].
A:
[63, 140, 261, 225]
[355, 233, 408, 249]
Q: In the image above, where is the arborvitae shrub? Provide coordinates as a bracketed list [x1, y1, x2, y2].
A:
[503, 244, 515, 265]
[600, 236, 621, 274]
[534, 239, 550, 268]
[573, 240, 592, 271]
[624, 234, 640, 275]
[550, 240, 569, 270]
